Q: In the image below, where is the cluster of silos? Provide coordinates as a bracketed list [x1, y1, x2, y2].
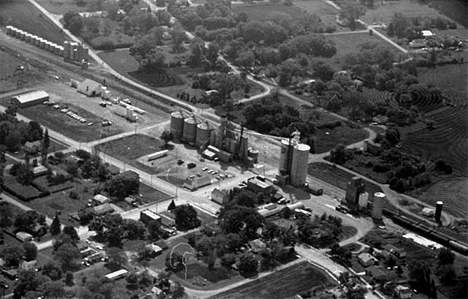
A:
[278, 138, 310, 186]
[5, 26, 64, 57]
[63, 41, 89, 62]
[170, 111, 214, 146]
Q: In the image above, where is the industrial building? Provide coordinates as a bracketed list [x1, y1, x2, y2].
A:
[170, 111, 250, 163]
[275, 131, 310, 187]
[77, 79, 102, 97]
[63, 40, 89, 62]
[211, 188, 229, 205]
[11, 90, 49, 107]
[140, 209, 161, 225]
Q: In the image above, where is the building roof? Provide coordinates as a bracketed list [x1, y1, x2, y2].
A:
[32, 165, 48, 176]
[94, 194, 109, 204]
[212, 188, 227, 197]
[20, 260, 37, 270]
[421, 30, 434, 37]
[383, 244, 404, 253]
[141, 209, 161, 221]
[78, 79, 101, 92]
[146, 244, 163, 254]
[93, 204, 114, 215]
[358, 252, 377, 264]
[13, 90, 49, 104]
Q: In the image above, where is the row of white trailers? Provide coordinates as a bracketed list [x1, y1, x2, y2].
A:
[6, 25, 64, 56]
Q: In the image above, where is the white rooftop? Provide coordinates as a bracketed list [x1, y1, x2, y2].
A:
[402, 232, 443, 249]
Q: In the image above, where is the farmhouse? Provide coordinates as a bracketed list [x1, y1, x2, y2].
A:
[16, 231, 33, 242]
[145, 244, 163, 257]
[395, 285, 412, 298]
[77, 79, 102, 97]
[11, 90, 49, 107]
[24, 141, 42, 154]
[357, 252, 378, 267]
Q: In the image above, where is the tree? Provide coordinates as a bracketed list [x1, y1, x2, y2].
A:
[40, 281, 66, 299]
[65, 271, 74, 286]
[330, 144, 348, 165]
[437, 247, 455, 266]
[23, 242, 38, 261]
[62, 225, 79, 241]
[42, 261, 63, 281]
[107, 247, 127, 268]
[0, 202, 13, 228]
[0, 245, 25, 267]
[106, 174, 139, 200]
[339, 2, 366, 30]
[238, 253, 258, 276]
[219, 205, 264, 240]
[174, 204, 201, 230]
[160, 130, 174, 147]
[14, 270, 50, 298]
[64, 11, 84, 35]
[55, 243, 81, 271]
[173, 281, 185, 299]
[50, 215, 61, 236]
[16, 163, 34, 185]
[168, 200, 176, 211]
[171, 29, 187, 52]
[148, 220, 161, 240]
[195, 235, 213, 257]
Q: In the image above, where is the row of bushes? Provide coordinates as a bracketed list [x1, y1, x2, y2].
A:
[3, 174, 42, 201]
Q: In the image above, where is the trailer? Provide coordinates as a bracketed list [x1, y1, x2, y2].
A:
[147, 150, 169, 161]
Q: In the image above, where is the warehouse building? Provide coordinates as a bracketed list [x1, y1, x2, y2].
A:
[11, 90, 49, 107]
[77, 79, 102, 97]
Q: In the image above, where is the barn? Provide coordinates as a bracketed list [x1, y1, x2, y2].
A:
[77, 79, 102, 97]
[11, 90, 49, 107]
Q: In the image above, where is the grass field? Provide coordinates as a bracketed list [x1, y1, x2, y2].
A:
[0, 50, 22, 80]
[232, 2, 306, 21]
[210, 261, 337, 299]
[35, 0, 101, 14]
[325, 32, 402, 68]
[0, 0, 69, 45]
[429, 0, 468, 28]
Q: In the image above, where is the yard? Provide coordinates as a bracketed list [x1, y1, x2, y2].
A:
[0, 0, 69, 45]
[210, 261, 337, 299]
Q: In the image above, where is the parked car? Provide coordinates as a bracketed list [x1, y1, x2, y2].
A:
[187, 163, 196, 169]
[177, 159, 184, 165]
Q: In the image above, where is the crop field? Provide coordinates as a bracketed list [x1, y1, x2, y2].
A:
[0, 0, 68, 45]
[210, 261, 337, 299]
[98, 50, 184, 88]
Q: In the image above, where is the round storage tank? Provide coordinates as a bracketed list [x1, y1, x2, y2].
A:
[15, 29, 21, 38]
[435, 201, 443, 222]
[20, 31, 26, 40]
[290, 143, 310, 186]
[372, 192, 385, 219]
[6, 26, 12, 35]
[25, 34, 31, 43]
[183, 116, 198, 144]
[40, 38, 46, 49]
[196, 121, 212, 147]
[170, 111, 185, 140]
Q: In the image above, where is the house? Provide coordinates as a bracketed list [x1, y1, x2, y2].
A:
[24, 140, 42, 154]
[367, 266, 388, 282]
[395, 285, 412, 299]
[76, 240, 89, 251]
[248, 239, 266, 253]
[77, 79, 102, 97]
[19, 260, 38, 271]
[154, 239, 168, 250]
[211, 188, 229, 205]
[1, 269, 18, 280]
[145, 244, 163, 257]
[93, 204, 114, 216]
[148, 286, 165, 299]
[93, 194, 110, 205]
[409, 39, 426, 49]
[383, 244, 406, 258]
[11, 90, 49, 107]
[16, 231, 33, 242]
[421, 30, 434, 39]
[358, 252, 378, 267]
[32, 165, 48, 177]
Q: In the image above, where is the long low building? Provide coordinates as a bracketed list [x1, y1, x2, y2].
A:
[11, 90, 49, 107]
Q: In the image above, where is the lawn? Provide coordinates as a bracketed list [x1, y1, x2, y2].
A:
[0, 50, 22, 80]
[232, 2, 306, 21]
[294, 0, 348, 32]
[0, 0, 69, 45]
[210, 261, 337, 299]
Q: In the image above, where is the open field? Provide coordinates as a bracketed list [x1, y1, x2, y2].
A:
[326, 32, 402, 68]
[210, 261, 337, 299]
[98, 49, 185, 88]
[294, 0, 352, 32]
[430, 0, 468, 28]
[0, 50, 22, 80]
[0, 0, 69, 45]
[36, 0, 102, 14]
[418, 64, 468, 99]
[232, 2, 306, 21]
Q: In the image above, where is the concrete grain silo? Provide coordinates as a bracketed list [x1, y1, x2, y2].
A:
[6, 26, 12, 35]
[290, 143, 310, 186]
[183, 115, 198, 144]
[279, 139, 294, 174]
[170, 111, 185, 140]
[196, 121, 212, 148]
[63, 41, 70, 59]
[15, 29, 21, 38]
[372, 192, 385, 219]
[20, 31, 26, 40]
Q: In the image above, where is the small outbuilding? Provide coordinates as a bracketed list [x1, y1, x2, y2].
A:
[93, 194, 110, 204]
[395, 285, 412, 299]
[77, 79, 102, 97]
[421, 30, 434, 38]
[11, 90, 49, 108]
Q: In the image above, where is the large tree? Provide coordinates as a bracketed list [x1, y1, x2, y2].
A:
[55, 243, 81, 271]
[339, 2, 366, 30]
[50, 215, 61, 236]
[174, 204, 201, 230]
